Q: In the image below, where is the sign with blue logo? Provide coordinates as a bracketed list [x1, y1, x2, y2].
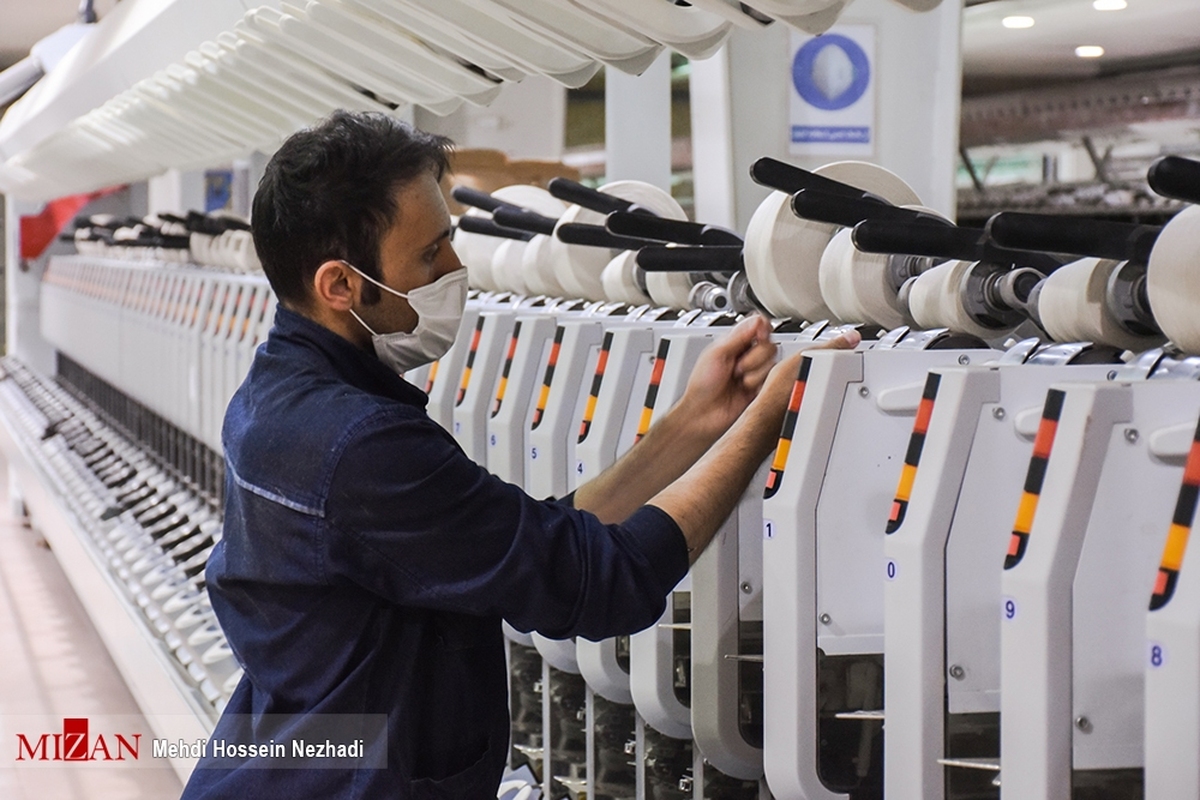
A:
[789, 25, 876, 156]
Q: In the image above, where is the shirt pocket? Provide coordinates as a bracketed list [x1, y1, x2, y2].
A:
[409, 732, 499, 800]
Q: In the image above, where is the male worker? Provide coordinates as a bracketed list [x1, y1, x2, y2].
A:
[180, 110, 856, 799]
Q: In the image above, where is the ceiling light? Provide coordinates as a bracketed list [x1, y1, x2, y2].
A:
[1093, 0, 1127, 9]
[1075, 45, 1106, 58]
[1002, 15, 1036, 28]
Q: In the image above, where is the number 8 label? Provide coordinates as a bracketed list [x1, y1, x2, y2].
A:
[1148, 641, 1167, 669]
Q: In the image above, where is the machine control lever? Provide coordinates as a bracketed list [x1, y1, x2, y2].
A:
[606, 212, 743, 247]
[454, 215, 534, 242]
[555, 222, 653, 251]
[450, 185, 512, 213]
[547, 177, 654, 216]
[790, 188, 941, 227]
[853, 218, 1069, 273]
[986, 211, 1160, 264]
[491, 206, 559, 236]
[636, 245, 744, 273]
[750, 156, 889, 203]
[1148, 155, 1200, 205]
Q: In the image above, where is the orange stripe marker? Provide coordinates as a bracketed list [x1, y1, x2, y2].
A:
[1150, 415, 1200, 610]
[764, 356, 812, 500]
[1005, 389, 1065, 570]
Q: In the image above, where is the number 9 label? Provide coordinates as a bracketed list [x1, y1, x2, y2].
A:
[1002, 596, 1018, 622]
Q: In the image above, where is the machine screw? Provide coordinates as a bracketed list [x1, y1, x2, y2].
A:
[858, 386, 870, 398]
[948, 664, 966, 680]
[1107, 369, 1119, 381]
[993, 407, 1006, 420]
[958, 355, 971, 365]
[819, 613, 832, 625]
[741, 581, 753, 594]
[1075, 716, 1092, 733]
[1124, 428, 1139, 444]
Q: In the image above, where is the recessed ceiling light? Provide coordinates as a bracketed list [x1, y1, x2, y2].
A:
[1002, 15, 1036, 28]
[1093, 0, 1127, 10]
[1075, 45, 1106, 58]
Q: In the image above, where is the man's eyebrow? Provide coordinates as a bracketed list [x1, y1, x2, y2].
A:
[421, 228, 451, 250]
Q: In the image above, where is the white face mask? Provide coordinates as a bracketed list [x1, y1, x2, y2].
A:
[342, 261, 469, 374]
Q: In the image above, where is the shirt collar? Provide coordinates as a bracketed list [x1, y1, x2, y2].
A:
[270, 305, 430, 409]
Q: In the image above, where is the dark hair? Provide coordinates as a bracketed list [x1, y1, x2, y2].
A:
[251, 110, 452, 307]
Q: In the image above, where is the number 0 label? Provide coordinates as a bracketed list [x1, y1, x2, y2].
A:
[885, 560, 897, 581]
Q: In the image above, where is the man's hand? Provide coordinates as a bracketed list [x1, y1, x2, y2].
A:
[748, 328, 863, 436]
[649, 326, 862, 562]
[573, 320, 859, 526]
[674, 315, 780, 441]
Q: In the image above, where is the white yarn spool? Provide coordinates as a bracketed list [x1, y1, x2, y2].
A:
[816, 228, 912, 329]
[744, 161, 921, 321]
[601, 250, 653, 306]
[491, 238, 529, 296]
[1147, 205, 1200, 355]
[908, 259, 1010, 341]
[520, 234, 565, 298]
[453, 212, 503, 292]
[549, 180, 685, 302]
[1039, 256, 1165, 352]
[818, 205, 946, 329]
[644, 269, 695, 309]
[454, 185, 566, 293]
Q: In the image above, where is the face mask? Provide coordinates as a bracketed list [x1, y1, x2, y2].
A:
[343, 261, 469, 374]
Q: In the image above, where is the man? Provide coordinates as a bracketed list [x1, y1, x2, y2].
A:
[180, 110, 856, 799]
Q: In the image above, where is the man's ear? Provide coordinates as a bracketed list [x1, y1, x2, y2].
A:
[313, 260, 358, 312]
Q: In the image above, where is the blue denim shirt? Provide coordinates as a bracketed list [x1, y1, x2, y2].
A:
[180, 306, 689, 799]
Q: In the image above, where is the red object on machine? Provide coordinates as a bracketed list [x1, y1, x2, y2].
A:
[19, 187, 123, 261]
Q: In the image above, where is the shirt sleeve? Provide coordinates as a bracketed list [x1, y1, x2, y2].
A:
[322, 407, 689, 641]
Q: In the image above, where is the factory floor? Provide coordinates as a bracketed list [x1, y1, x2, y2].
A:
[0, 458, 184, 799]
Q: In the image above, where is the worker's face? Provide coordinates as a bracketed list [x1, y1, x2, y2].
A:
[353, 171, 462, 336]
